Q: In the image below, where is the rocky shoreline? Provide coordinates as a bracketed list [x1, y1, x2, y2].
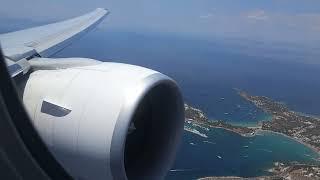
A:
[238, 90, 320, 154]
[184, 90, 320, 180]
[197, 162, 320, 180]
[185, 90, 320, 155]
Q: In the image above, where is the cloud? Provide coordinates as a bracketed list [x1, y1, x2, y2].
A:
[200, 13, 214, 19]
[246, 10, 268, 21]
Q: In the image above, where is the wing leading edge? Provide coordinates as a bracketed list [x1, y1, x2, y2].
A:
[0, 8, 108, 77]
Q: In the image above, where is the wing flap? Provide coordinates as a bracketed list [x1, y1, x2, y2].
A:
[5, 58, 31, 77]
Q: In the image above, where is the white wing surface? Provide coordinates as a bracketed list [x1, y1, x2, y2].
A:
[0, 8, 108, 77]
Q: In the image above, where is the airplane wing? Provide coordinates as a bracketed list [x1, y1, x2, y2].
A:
[0, 8, 108, 77]
[0, 7, 185, 180]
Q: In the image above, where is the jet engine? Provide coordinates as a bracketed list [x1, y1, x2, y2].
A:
[22, 59, 184, 180]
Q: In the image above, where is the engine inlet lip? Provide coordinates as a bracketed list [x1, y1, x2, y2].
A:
[109, 73, 183, 180]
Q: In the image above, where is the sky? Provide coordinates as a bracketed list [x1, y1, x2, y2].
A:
[1, 0, 320, 43]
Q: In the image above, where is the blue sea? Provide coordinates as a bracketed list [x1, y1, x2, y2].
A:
[53, 29, 320, 179]
[2, 24, 319, 179]
[56, 29, 320, 118]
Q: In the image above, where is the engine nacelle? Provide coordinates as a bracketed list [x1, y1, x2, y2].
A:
[22, 61, 184, 180]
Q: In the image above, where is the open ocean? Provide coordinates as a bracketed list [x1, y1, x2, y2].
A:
[35, 29, 320, 179]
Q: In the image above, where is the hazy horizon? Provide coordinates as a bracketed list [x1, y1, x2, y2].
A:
[1, 0, 320, 45]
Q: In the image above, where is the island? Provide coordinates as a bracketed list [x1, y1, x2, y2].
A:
[184, 90, 320, 180]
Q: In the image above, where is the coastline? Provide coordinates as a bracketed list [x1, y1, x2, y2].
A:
[186, 118, 320, 156]
[256, 129, 320, 156]
[206, 122, 320, 156]
[236, 90, 320, 157]
[209, 126, 255, 137]
[184, 90, 320, 180]
[186, 119, 255, 138]
[184, 126, 208, 138]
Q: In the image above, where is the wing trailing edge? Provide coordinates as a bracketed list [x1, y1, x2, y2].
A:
[0, 8, 108, 77]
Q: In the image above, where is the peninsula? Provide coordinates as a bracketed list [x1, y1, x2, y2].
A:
[238, 90, 320, 153]
[184, 90, 320, 154]
[184, 104, 255, 137]
[184, 90, 320, 179]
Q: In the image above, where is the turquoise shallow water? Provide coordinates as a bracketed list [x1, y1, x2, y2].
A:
[166, 126, 320, 179]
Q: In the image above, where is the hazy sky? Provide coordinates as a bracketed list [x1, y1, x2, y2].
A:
[1, 0, 320, 43]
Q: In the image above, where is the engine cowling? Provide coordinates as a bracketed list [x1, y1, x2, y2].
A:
[22, 61, 184, 180]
